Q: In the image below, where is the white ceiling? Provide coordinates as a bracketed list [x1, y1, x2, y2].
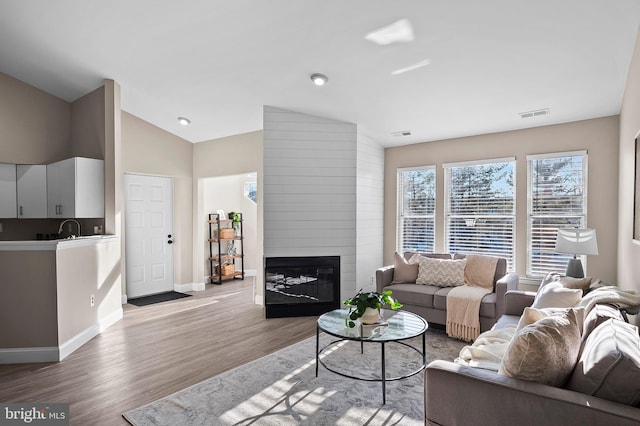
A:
[1, 1, 639, 147]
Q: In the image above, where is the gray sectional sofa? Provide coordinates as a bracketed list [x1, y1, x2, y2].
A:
[425, 290, 640, 426]
[375, 252, 519, 332]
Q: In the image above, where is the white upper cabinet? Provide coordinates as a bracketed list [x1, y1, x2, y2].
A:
[47, 157, 104, 218]
[16, 165, 47, 218]
[0, 163, 17, 218]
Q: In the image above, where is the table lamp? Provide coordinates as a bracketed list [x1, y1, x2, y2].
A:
[554, 228, 599, 278]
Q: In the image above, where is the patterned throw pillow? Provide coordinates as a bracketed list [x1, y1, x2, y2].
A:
[416, 256, 466, 287]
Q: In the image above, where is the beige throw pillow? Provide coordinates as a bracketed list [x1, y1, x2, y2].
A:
[555, 276, 592, 295]
[392, 252, 419, 283]
[416, 256, 466, 287]
[531, 282, 582, 309]
[516, 306, 585, 334]
[499, 308, 581, 386]
[463, 254, 498, 289]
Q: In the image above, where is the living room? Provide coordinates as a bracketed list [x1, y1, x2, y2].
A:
[1, 2, 640, 424]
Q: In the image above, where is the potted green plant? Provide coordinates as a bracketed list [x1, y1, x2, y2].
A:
[343, 289, 402, 328]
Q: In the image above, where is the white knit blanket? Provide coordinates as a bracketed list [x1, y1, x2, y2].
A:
[578, 285, 640, 315]
[454, 324, 517, 371]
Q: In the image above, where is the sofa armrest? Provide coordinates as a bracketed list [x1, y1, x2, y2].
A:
[425, 360, 640, 426]
[494, 273, 519, 318]
[375, 265, 394, 293]
[504, 289, 536, 316]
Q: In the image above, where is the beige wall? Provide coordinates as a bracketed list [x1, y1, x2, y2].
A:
[0, 72, 70, 164]
[385, 116, 619, 284]
[618, 28, 640, 307]
[70, 86, 106, 160]
[121, 111, 194, 286]
[193, 131, 263, 300]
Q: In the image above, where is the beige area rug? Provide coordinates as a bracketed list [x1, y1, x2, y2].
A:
[123, 328, 465, 426]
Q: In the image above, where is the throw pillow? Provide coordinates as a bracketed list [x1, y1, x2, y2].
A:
[567, 319, 640, 406]
[499, 308, 581, 386]
[392, 251, 419, 283]
[555, 276, 592, 295]
[531, 282, 582, 309]
[416, 256, 466, 287]
[581, 303, 623, 342]
[516, 306, 585, 334]
[463, 254, 498, 290]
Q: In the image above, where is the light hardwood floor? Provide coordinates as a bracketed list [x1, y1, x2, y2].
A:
[0, 279, 318, 425]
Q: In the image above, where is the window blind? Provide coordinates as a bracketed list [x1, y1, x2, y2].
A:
[397, 167, 435, 253]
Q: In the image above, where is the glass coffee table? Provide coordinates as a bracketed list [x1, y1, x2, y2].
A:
[315, 308, 428, 404]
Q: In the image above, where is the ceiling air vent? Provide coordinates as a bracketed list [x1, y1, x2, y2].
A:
[392, 130, 412, 137]
[519, 108, 550, 119]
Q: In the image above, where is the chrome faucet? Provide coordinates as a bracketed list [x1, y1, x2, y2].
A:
[58, 219, 81, 239]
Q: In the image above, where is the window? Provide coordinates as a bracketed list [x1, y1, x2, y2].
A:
[397, 166, 436, 253]
[444, 158, 515, 270]
[527, 151, 587, 277]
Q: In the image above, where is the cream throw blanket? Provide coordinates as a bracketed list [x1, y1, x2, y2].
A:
[455, 324, 517, 371]
[446, 254, 499, 342]
[446, 285, 492, 341]
[578, 285, 640, 315]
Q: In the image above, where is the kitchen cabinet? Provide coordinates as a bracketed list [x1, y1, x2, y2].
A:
[17, 165, 47, 218]
[47, 157, 104, 218]
[0, 163, 17, 218]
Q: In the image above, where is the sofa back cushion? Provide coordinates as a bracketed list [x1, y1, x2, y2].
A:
[567, 319, 640, 406]
[403, 252, 452, 261]
[415, 256, 467, 287]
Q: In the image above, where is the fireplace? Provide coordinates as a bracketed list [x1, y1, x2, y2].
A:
[264, 256, 340, 318]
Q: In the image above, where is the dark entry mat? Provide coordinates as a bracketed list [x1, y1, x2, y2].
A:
[128, 291, 192, 307]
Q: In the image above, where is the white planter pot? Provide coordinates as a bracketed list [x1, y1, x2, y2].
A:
[360, 307, 381, 324]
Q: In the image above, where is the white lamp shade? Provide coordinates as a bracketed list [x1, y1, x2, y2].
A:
[555, 228, 599, 256]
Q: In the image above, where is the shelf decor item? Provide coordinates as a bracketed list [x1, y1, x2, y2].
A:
[208, 212, 244, 285]
[343, 289, 402, 328]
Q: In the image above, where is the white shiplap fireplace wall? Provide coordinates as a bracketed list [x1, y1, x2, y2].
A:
[263, 106, 383, 302]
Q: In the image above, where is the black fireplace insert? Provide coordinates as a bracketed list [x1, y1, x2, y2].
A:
[265, 256, 340, 318]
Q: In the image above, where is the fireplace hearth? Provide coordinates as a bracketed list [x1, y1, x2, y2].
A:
[265, 256, 340, 318]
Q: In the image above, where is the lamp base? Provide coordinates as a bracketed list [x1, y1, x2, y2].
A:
[565, 258, 584, 278]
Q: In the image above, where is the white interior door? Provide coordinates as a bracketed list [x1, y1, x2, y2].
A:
[125, 174, 174, 298]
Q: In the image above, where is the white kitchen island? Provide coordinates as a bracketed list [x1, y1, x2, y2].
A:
[0, 235, 122, 363]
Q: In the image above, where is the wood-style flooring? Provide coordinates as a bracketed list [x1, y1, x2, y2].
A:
[0, 279, 318, 425]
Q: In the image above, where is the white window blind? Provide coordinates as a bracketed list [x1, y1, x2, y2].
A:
[397, 166, 436, 253]
[527, 151, 587, 277]
[444, 158, 515, 270]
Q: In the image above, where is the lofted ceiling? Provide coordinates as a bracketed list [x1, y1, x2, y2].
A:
[1, 1, 639, 147]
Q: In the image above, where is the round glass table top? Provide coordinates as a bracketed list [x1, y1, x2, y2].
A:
[317, 309, 428, 341]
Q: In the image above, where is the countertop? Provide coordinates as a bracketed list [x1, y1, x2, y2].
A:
[0, 235, 118, 251]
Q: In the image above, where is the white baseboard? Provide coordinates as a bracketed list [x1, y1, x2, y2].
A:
[121, 294, 128, 304]
[0, 347, 59, 364]
[175, 282, 205, 292]
[245, 269, 257, 276]
[0, 308, 124, 364]
[254, 295, 264, 306]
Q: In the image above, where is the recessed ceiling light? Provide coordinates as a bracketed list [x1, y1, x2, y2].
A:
[310, 73, 328, 86]
[365, 19, 414, 46]
[177, 116, 191, 125]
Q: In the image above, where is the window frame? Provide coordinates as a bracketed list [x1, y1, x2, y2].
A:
[396, 166, 436, 254]
[526, 150, 588, 278]
[443, 157, 516, 270]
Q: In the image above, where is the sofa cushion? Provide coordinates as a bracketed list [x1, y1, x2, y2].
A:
[382, 284, 437, 309]
[433, 286, 455, 310]
[392, 251, 419, 283]
[567, 319, 640, 406]
[499, 308, 581, 386]
[464, 254, 499, 290]
[531, 281, 582, 309]
[581, 303, 624, 342]
[416, 256, 466, 287]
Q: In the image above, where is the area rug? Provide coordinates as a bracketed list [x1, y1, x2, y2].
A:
[128, 291, 192, 307]
[123, 328, 465, 426]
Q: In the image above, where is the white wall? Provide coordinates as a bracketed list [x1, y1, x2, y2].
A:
[263, 106, 357, 300]
[356, 133, 384, 293]
[203, 173, 258, 278]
